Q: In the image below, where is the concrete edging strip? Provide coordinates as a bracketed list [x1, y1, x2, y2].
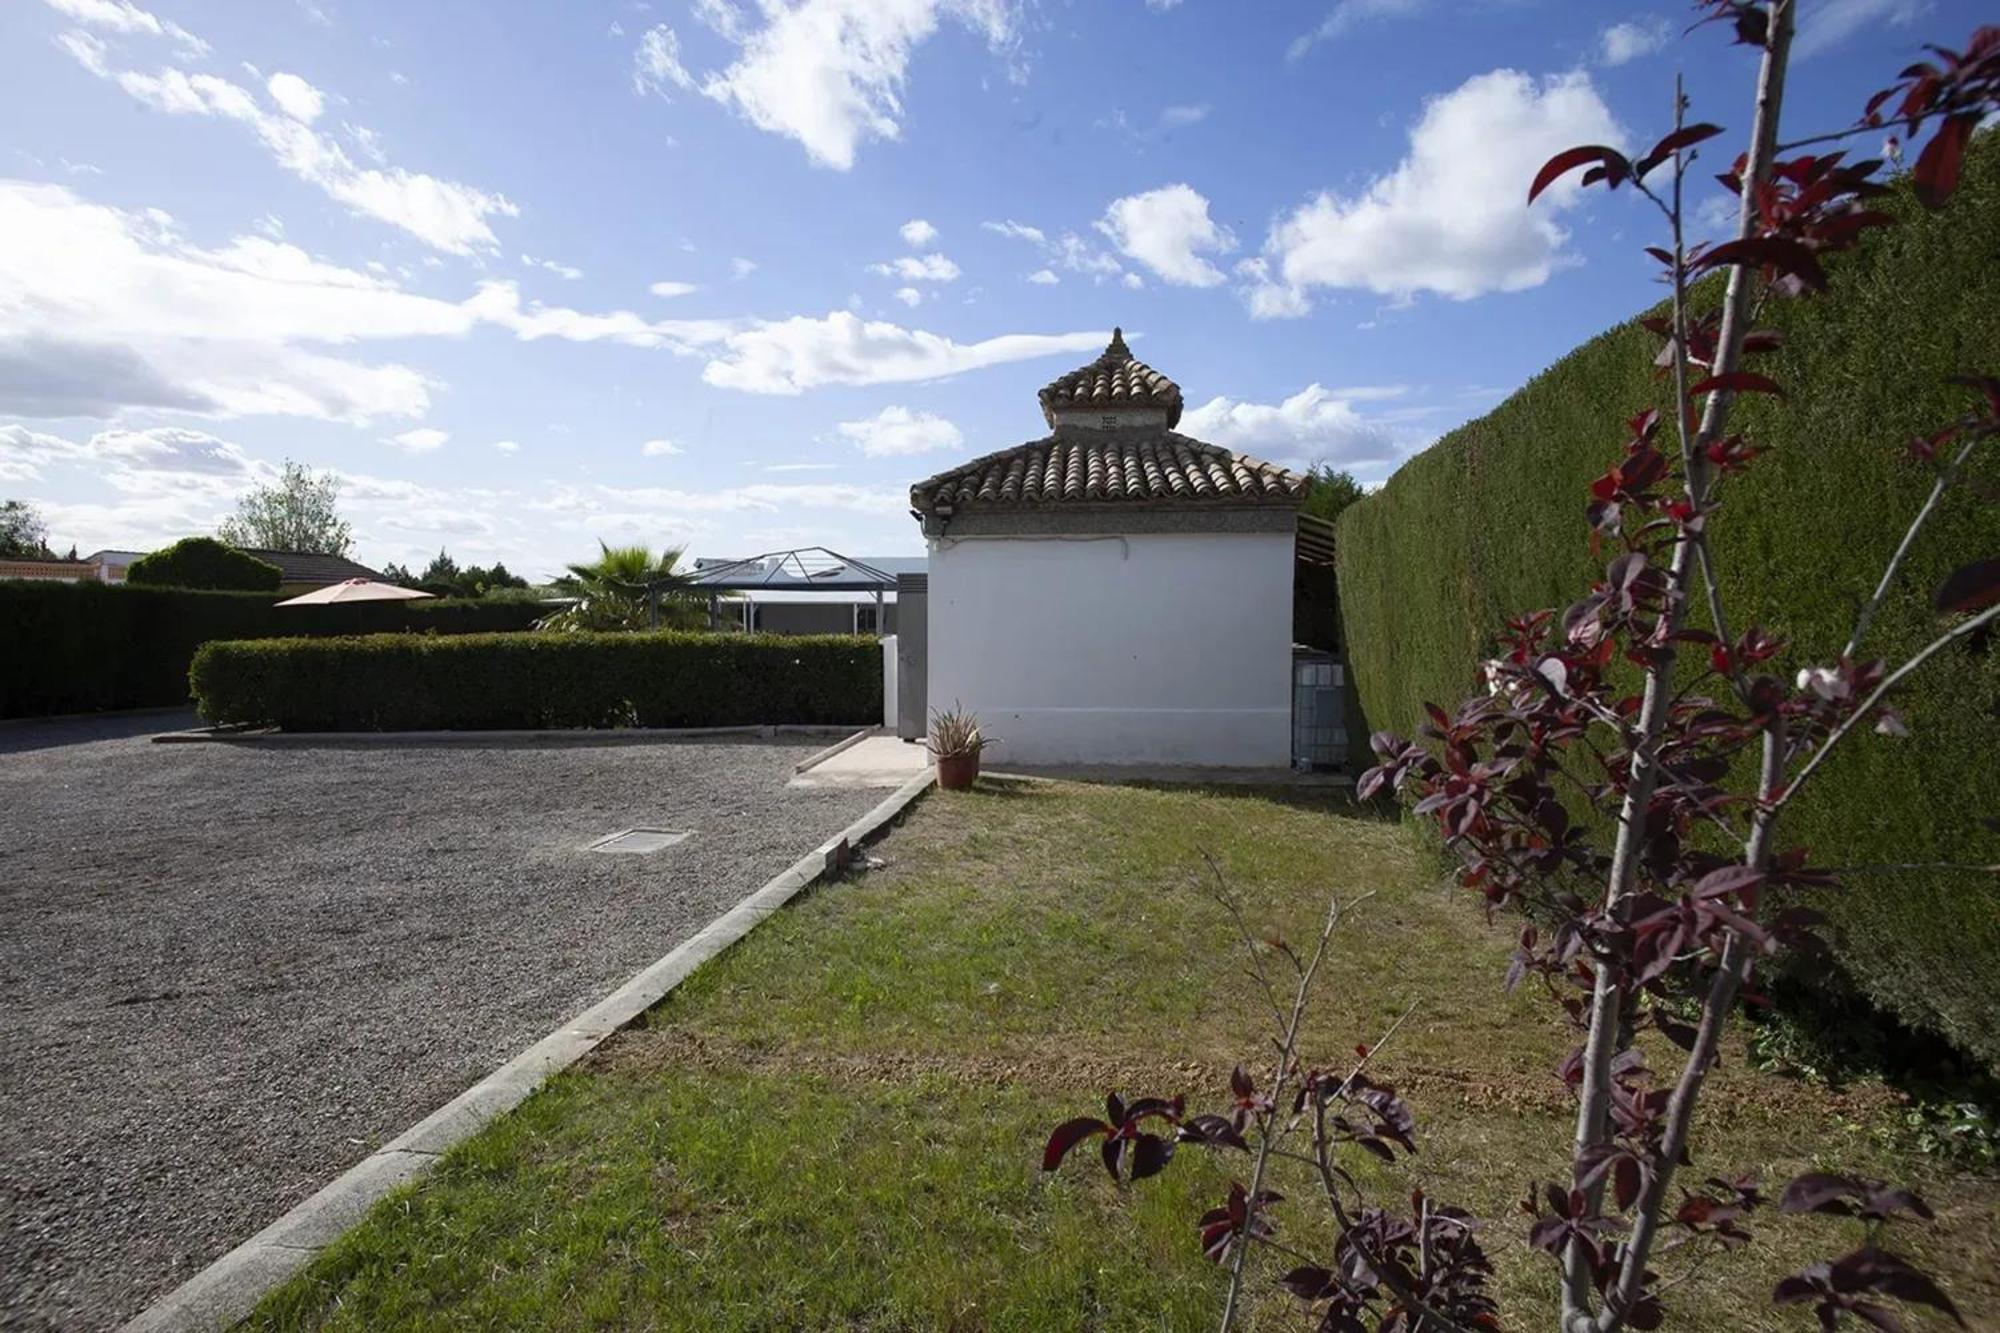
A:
[120, 765, 937, 1333]
[790, 726, 877, 774]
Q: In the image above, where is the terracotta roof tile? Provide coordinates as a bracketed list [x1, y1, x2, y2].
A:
[1038, 328, 1183, 428]
[910, 431, 1306, 514]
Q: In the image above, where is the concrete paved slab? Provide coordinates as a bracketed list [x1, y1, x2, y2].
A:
[788, 734, 931, 789]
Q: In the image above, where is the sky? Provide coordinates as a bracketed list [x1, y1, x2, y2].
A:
[0, 0, 1976, 579]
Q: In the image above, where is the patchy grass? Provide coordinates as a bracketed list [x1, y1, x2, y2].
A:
[250, 780, 2000, 1331]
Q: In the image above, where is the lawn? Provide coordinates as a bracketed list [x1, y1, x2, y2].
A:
[249, 780, 1999, 1331]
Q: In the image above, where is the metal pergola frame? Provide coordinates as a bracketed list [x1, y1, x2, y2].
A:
[685, 546, 899, 635]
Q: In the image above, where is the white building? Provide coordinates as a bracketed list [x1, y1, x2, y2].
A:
[911, 330, 1324, 769]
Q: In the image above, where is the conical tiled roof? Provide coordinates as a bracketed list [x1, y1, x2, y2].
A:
[1037, 328, 1183, 428]
[909, 326, 1308, 518]
[910, 432, 1306, 512]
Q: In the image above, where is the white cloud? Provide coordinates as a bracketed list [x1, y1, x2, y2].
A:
[63, 44, 517, 254]
[834, 404, 962, 456]
[899, 218, 938, 247]
[700, 311, 1105, 395]
[42, 0, 207, 54]
[694, 0, 1023, 170]
[1795, 0, 1924, 59]
[522, 253, 584, 280]
[634, 24, 696, 96]
[982, 219, 1045, 245]
[1027, 268, 1058, 285]
[869, 251, 960, 282]
[1598, 18, 1669, 66]
[731, 256, 758, 278]
[692, 0, 749, 42]
[1180, 384, 1405, 468]
[893, 286, 922, 307]
[1247, 69, 1622, 313]
[1288, 0, 1423, 61]
[265, 71, 325, 123]
[389, 427, 448, 452]
[649, 279, 699, 297]
[641, 438, 684, 456]
[493, 439, 521, 453]
[0, 182, 1109, 422]
[1144, 0, 1182, 9]
[1095, 183, 1233, 287]
[986, 216, 1131, 284]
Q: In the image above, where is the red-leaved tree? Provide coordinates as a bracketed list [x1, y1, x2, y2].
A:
[1040, 5, 1999, 1330]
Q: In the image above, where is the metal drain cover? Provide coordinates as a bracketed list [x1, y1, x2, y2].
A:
[586, 828, 691, 855]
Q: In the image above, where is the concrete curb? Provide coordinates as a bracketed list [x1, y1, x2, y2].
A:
[151, 723, 871, 747]
[120, 766, 937, 1333]
[791, 725, 877, 774]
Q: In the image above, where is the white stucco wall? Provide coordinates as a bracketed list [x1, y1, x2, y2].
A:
[926, 529, 1294, 767]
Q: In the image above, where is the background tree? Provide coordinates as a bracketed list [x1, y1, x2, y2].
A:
[1299, 464, 1365, 526]
[540, 541, 704, 632]
[1, 499, 51, 558]
[217, 461, 353, 556]
[126, 537, 281, 591]
[383, 550, 533, 598]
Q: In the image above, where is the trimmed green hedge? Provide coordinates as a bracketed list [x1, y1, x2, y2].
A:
[0, 581, 545, 718]
[127, 537, 282, 591]
[1335, 138, 2000, 1070]
[190, 632, 882, 731]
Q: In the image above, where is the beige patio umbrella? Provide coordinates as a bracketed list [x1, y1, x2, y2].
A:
[275, 578, 436, 606]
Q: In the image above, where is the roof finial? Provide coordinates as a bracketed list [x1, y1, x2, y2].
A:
[1105, 326, 1130, 359]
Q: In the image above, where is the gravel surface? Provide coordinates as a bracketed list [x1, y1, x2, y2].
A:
[0, 714, 880, 1331]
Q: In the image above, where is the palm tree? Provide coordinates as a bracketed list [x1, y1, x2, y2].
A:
[539, 541, 706, 632]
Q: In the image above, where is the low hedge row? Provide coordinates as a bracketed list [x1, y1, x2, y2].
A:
[1333, 137, 2000, 1070]
[190, 631, 882, 731]
[0, 581, 544, 718]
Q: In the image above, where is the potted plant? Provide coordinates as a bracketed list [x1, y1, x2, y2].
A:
[927, 703, 993, 791]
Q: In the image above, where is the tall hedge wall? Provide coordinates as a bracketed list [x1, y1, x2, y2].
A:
[190, 632, 881, 731]
[1335, 138, 2000, 1070]
[0, 581, 544, 718]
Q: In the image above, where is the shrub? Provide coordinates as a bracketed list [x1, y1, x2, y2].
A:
[1334, 133, 2000, 1071]
[189, 631, 882, 731]
[126, 537, 282, 591]
[0, 581, 545, 718]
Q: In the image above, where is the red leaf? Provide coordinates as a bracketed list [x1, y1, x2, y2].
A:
[1042, 1117, 1109, 1171]
[1693, 236, 1828, 292]
[1649, 123, 1726, 160]
[1529, 145, 1630, 204]
[1914, 113, 1976, 209]
[1689, 371, 1786, 399]
[1935, 557, 2000, 613]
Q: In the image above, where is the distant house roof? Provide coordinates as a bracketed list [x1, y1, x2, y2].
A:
[84, 549, 146, 565]
[237, 549, 382, 586]
[913, 330, 1306, 518]
[1038, 328, 1183, 428]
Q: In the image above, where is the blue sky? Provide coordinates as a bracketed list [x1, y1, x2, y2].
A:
[0, 0, 1972, 578]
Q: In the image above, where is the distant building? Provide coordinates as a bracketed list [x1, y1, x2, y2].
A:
[83, 550, 145, 584]
[235, 549, 384, 598]
[0, 555, 103, 583]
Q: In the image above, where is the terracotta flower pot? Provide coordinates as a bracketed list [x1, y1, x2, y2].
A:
[935, 750, 980, 790]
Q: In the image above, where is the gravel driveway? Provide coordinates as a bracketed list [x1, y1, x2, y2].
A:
[0, 715, 881, 1330]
